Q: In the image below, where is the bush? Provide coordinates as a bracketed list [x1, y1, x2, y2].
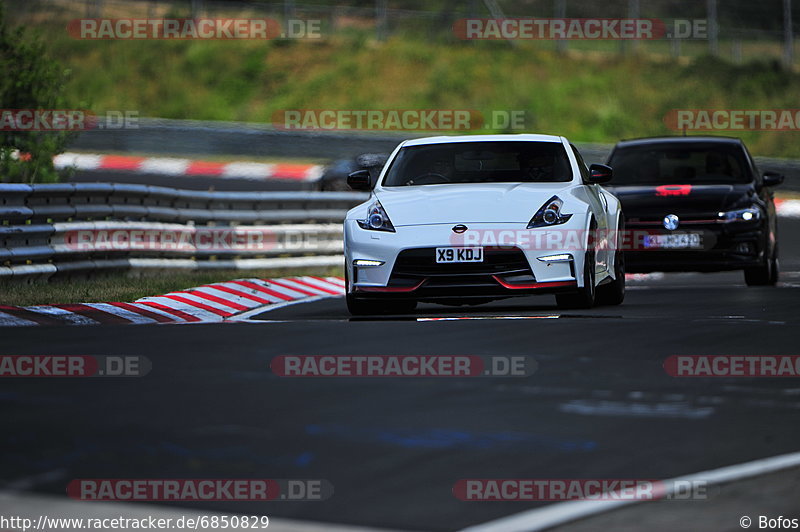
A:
[0, 4, 74, 183]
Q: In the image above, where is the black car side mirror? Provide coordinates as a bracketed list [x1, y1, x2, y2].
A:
[588, 164, 613, 184]
[763, 171, 784, 187]
[347, 169, 372, 191]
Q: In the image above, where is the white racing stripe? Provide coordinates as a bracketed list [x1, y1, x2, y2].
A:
[135, 297, 223, 321]
[0, 311, 38, 327]
[776, 199, 800, 218]
[163, 291, 242, 313]
[53, 152, 103, 170]
[213, 282, 286, 304]
[83, 303, 158, 324]
[247, 279, 310, 299]
[124, 302, 188, 322]
[274, 277, 337, 296]
[139, 157, 190, 175]
[299, 276, 346, 294]
[25, 306, 99, 325]
[324, 276, 347, 288]
[222, 162, 274, 179]
[187, 286, 265, 310]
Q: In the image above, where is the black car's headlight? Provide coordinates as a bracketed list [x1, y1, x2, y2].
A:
[718, 206, 762, 223]
[527, 195, 573, 229]
[357, 200, 395, 232]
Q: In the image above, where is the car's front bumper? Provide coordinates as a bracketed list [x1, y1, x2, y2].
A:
[344, 220, 588, 300]
[624, 220, 768, 273]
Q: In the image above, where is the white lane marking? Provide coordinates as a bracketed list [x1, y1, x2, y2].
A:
[460, 450, 800, 532]
[82, 303, 158, 324]
[23, 306, 99, 325]
[0, 310, 38, 327]
[558, 400, 715, 419]
[139, 157, 190, 175]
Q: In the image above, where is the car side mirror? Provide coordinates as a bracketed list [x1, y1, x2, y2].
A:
[588, 164, 613, 184]
[347, 169, 372, 191]
[763, 171, 784, 187]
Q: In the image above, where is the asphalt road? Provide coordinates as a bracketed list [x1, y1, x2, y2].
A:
[2, 220, 800, 531]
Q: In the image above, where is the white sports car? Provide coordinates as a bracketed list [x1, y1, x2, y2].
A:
[343, 134, 625, 315]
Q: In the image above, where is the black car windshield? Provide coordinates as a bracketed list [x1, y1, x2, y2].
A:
[607, 142, 752, 186]
[382, 141, 572, 187]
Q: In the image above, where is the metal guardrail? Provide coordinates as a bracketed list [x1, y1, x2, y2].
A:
[0, 183, 368, 280]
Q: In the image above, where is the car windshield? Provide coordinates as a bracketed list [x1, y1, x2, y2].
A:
[382, 141, 572, 187]
[607, 142, 752, 186]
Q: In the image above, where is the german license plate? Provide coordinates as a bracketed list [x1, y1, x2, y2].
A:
[644, 233, 702, 249]
[436, 247, 484, 263]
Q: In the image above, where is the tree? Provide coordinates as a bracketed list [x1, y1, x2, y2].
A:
[0, 4, 75, 183]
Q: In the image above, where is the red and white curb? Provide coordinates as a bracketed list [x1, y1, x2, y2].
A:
[53, 152, 324, 181]
[775, 198, 800, 218]
[0, 276, 344, 327]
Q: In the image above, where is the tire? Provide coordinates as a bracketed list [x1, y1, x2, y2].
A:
[745, 244, 779, 286]
[556, 250, 596, 309]
[596, 250, 626, 306]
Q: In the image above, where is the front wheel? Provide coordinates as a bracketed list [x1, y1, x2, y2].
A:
[596, 250, 626, 306]
[555, 250, 596, 310]
[744, 244, 779, 286]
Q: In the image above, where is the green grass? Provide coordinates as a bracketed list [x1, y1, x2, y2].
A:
[0, 266, 343, 307]
[13, 15, 800, 157]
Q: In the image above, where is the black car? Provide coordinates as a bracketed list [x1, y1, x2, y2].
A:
[605, 136, 784, 285]
[318, 153, 388, 191]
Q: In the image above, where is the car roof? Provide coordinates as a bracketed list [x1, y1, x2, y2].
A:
[613, 136, 744, 149]
[401, 134, 564, 147]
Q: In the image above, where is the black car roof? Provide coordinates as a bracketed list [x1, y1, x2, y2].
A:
[613, 136, 744, 149]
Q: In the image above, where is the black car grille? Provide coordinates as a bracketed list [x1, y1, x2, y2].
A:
[389, 247, 532, 286]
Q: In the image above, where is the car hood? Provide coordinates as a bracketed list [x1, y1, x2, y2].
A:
[605, 183, 756, 216]
[374, 183, 574, 226]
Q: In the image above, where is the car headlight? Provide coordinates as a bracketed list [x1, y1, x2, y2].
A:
[718, 206, 762, 223]
[357, 200, 395, 232]
[527, 195, 573, 229]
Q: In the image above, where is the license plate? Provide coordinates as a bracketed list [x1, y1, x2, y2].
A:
[644, 233, 702, 249]
[436, 247, 484, 263]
